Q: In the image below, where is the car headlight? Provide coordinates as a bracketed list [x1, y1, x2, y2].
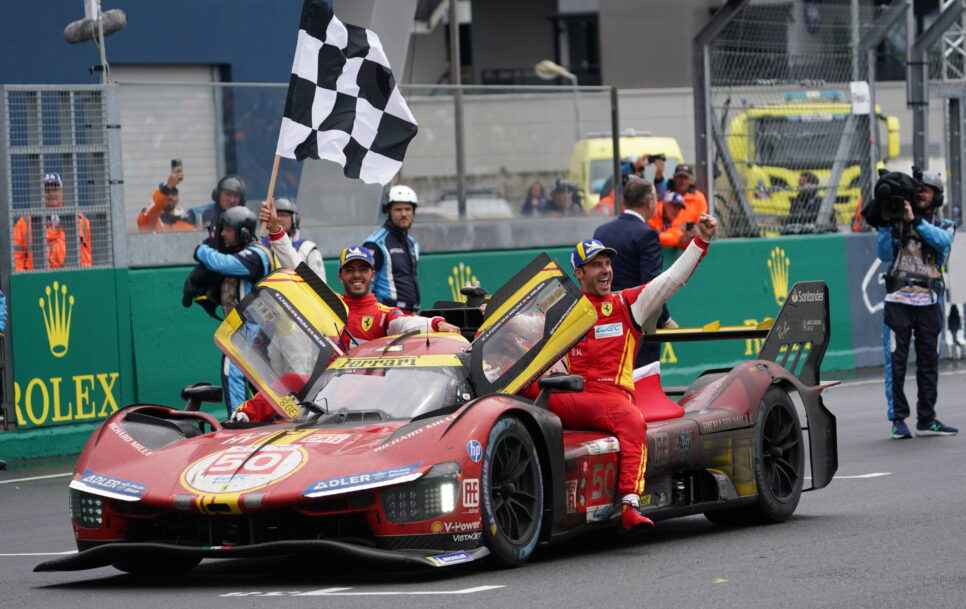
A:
[381, 462, 460, 524]
[70, 488, 104, 529]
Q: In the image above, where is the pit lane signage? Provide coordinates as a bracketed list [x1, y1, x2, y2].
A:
[9, 270, 131, 428]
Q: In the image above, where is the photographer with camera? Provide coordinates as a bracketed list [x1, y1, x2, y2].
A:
[647, 164, 709, 250]
[137, 160, 196, 232]
[864, 168, 958, 438]
[592, 154, 666, 216]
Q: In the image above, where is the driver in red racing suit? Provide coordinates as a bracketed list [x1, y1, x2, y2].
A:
[546, 214, 716, 532]
[230, 246, 460, 423]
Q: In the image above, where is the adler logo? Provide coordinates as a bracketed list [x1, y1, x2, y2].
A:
[39, 281, 75, 358]
[791, 290, 824, 303]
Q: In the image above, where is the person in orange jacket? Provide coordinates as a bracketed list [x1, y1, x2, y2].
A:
[137, 165, 196, 232]
[647, 164, 709, 250]
[13, 173, 92, 271]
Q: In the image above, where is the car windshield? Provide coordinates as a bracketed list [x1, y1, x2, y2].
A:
[754, 116, 864, 169]
[297, 364, 473, 422]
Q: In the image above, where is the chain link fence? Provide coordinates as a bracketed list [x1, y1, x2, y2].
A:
[703, 0, 904, 238]
[1, 85, 120, 272]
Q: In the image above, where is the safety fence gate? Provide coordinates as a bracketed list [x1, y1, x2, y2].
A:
[694, 0, 908, 238]
[0, 84, 127, 429]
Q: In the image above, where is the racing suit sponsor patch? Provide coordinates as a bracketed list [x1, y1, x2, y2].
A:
[594, 322, 623, 339]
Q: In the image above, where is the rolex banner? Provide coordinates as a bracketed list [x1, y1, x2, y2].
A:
[8, 270, 133, 428]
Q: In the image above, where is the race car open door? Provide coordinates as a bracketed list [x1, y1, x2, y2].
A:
[214, 263, 347, 418]
[469, 254, 597, 396]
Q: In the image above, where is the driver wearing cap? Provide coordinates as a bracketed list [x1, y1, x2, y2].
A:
[230, 246, 461, 423]
[541, 214, 716, 532]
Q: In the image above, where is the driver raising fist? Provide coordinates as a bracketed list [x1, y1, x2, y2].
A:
[543, 213, 716, 532]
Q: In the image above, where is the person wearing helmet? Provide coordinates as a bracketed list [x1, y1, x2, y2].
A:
[363, 184, 422, 312]
[187, 174, 247, 235]
[193, 205, 271, 413]
[877, 168, 958, 439]
[259, 197, 326, 281]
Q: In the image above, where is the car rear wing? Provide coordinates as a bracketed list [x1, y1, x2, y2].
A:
[641, 281, 830, 385]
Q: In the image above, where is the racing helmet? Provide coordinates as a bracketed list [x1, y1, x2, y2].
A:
[219, 205, 257, 244]
[383, 184, 418, 212]
[211, 174, 247, 205]
[920, 171, 945, 209]
[274, 197, 300, 230]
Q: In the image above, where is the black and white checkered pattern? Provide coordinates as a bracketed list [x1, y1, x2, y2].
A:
[276, 0, 418, 185]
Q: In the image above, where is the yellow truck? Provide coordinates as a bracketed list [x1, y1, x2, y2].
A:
[725, 90, 900, 226]
[568, 131, 684, 209]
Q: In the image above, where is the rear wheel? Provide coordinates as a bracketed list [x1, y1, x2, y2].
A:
[481, 416, 543, 567]
[705, 387, 804, 526]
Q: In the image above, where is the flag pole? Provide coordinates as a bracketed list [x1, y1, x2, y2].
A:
[260, 154, 282, 237]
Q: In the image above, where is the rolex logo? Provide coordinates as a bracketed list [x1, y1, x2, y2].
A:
[448, 262, 478, 302]
[39, 281, 75, 358]
[767, 247, 790, 306]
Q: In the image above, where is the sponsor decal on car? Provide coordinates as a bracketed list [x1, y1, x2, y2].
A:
[791, 289, 824, 303]
[441, 519, 482, 533]
[594, 322, 623, 340]
[565, 479, 578, 514]
[72, 469, 147, 501]
[678, 430, 693, 460]
[300, 432, 352, 445]
[462, 478, 480, 509]
[108, 421, 154, 456]
[303, 462, 422, 498]
[331, 354, 462, 369]
[375, 414, 457, 452]
[700, 414, 750, 433]
[451, 531, 483, 543]
[586, 504, 614, 523]
[427, 551, 473, 567]
[652, 432, 669, 465]
[182, 445, 307, 494]
[466, 440, 483, 462]
[584, 436, 620, 455]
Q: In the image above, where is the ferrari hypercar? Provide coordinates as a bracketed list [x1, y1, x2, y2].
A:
[37, 256, 836, 575]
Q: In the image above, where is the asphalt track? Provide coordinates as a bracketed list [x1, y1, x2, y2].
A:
[2, 365, 965, 609]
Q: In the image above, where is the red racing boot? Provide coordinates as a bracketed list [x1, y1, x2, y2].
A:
[620, 502, 655, 533]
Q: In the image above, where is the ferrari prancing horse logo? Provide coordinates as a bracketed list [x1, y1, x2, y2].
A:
[601, 302, 613, 316]
[361, 315, 374, 332]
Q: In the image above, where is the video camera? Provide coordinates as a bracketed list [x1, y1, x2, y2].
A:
[646, 154, 666, 164]
[862, 168, 923, 228]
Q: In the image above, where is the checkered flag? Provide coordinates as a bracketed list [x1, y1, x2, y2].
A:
[276, 0, 418, 185]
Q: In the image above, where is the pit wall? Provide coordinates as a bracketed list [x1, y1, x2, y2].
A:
[0, 232, 886, 461]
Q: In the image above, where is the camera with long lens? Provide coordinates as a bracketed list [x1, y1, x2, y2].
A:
[863, 169, 921, 227]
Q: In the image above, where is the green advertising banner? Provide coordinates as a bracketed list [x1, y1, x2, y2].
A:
[9, 269, 135, 428]
[414, 235, 854, 386]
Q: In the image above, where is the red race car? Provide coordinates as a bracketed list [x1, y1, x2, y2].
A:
[38, 256, 836, 575]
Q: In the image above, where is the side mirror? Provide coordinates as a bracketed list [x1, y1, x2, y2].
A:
[181, 383, 223, 412]
[534, 374, 584, 409]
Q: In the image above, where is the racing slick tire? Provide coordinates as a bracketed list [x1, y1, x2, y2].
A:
[481, 416, 544, 568]
[705, 386, 804, 526]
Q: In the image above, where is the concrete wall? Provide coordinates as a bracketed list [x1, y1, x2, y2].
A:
[469, 0, 558, 84]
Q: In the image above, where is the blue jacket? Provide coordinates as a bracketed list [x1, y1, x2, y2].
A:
[876, 216, 954, 266]
[195, 242, 271, 302]
[0, 288, 7, 334]
[364, 221, 421, 312]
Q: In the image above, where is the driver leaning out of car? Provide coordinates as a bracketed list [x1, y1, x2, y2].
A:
[229, 246, 461, 423]
[533, 217, 716, 532]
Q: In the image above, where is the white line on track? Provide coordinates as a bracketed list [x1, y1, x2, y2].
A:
[221, 585, 506, 597]
[0, 551, 76, 557]
[839, 367, 966, 388]
[0, 472, 72, 485]
[806, 472, 891, 480]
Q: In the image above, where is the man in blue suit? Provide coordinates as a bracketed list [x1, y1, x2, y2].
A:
[593, 178, 674, 366]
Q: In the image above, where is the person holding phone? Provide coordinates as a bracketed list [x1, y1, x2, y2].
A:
[647, 164, 708, 250]
[137, 160, 196, 232]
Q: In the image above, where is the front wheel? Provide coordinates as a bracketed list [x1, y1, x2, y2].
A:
[705, 386, 804, 526]
[481, 416, 543, 567]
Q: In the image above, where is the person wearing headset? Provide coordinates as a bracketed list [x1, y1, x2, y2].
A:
[194, 206, 271, 413]
[188, 174, 247, 235]
[363, 185, 422, 313]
